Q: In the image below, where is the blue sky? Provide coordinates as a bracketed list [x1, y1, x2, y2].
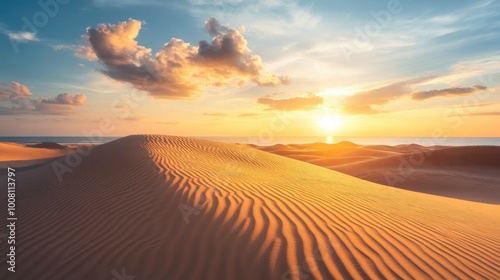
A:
[0, 0, 499, 137]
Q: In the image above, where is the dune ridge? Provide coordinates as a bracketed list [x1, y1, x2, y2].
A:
[1, 135, 499, 279]
[0, 142, 82, 169]
[257, 143, 500, 204]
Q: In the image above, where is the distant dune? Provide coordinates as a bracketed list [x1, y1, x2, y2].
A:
[0, 135, 499, 279]
[257, 143, 500, 204]
[25, 142, 68, 149]
[0, 142, 70, 168]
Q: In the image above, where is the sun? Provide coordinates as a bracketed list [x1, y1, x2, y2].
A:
[319, 114, 342, 131]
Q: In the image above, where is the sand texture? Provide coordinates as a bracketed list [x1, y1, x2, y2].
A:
[0, 135, 499, 279]
[257, 142, 500, 204]
[0, 142, 81, 169]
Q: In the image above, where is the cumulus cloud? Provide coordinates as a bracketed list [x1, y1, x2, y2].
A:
[411, 85, 487, 100]
[76, 18, 288, 99]
[0, 82, 33, 103]
[258, 94, 323, 111]
[38, 93, 87, 105]
[75, 44, 98, 60]
[0, 82, 87, 115]
[342, 77, 436, 115]
[30, 102, 82, 115]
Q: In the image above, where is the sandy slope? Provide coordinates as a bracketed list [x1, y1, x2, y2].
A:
[0, 135, 499, 280]
[257, 143, 500, 204]
[0, 142, 76, 168]
[0, 142, 69, 161]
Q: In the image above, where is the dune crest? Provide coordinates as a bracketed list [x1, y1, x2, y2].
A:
[1, 135, 499, 280]
[0, 142, 76, 169]
[257, 143, 500, 203]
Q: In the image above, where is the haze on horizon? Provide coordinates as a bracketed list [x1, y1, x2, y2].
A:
[1, 0, 499, 137]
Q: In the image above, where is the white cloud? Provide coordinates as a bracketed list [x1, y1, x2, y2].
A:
[0, 24, 39, 42]
[420, 55, 500, 86]
[7, 31, 39, 42]
[52, 44, 74, 51]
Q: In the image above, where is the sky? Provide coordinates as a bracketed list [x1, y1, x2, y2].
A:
[0, 0, 499, 138]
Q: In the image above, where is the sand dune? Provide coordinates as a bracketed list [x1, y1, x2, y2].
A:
[0, 142, 92, 169]
[0, 142, 73, 169]
[0, 142, 67, 161]
[1, 135, 499, 279]
[257, 143, 500, 204]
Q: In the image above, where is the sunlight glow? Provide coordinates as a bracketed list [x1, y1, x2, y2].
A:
[319, 114, 342, 131]
[318, 87, 355, 97]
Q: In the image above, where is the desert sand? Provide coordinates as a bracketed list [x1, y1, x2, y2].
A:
[256, 142, 500, 204]
[0, 135, 499, 279]
[0, 142, 74, 169]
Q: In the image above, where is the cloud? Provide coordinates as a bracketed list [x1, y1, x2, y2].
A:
[0, 25, 39, 42]
[433, 55, 500, 85]
[52, 44, 74, 51]
[187, 0, 320, 38]
[113, 100, 130, 109]
[7, 31, 39, 42]
[411, 85, 487, 100]
[0, 82, 33, 103]
[342, 76, 436, 115]
[203, 112, 227, 116]
[37, 93, 87, 105]
[0, 82, 87, 115]
[75, 45, 98, 60]
[122, 116, 143, 121]
[467, 111, 500, 116]
[30, 102, 83, 115]
[342, 75, 490, 114]
[77, 18, 288, 99]
[238, 113, 261, 117]
[258, 94, 323, 111]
